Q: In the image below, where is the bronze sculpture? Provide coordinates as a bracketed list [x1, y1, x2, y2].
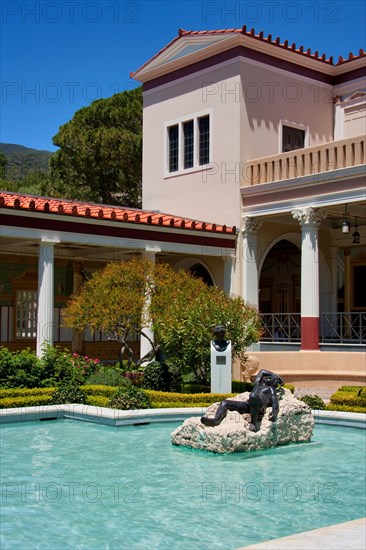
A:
[211, 324, 230, 352]
[201, 369, 284, 432]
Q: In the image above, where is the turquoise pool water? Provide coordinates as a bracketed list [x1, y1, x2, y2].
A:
[1, 420, 365, 550]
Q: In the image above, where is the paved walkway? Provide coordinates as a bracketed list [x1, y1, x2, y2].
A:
[294, 387, 335, 403]
[238, 517, 366, 550]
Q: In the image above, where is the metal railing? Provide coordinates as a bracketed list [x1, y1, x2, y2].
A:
[260, 312, 366, 345]
[260, 313, 301, 342]
[321, 312, 366, 344]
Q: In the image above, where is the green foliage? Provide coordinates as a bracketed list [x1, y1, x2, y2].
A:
[0, 143, 52, 181]
[151, 268, 262, 384]
[109, 386, 151, 410]
[0, 395, 53, 408]
[65, 259, 261, 380]
[299, 394, 325, 410]
[0, 347, 43, 388]
[232, 380, 254, 393]
[0, 346, 100, 388]
[141, 360, 182, 392]
[0, 150, 7, 179]
[80, 385, 120, 397]
[85, 368, 131, 388]
[86, 395, 110, 407]
[0, 387, 55, 398]
[50, 383, 86, 405]
[39, 345, 100, 386]
[181, 383, 210, 394]
[284, 384, 295, 394]
[144, 390, 234, 405]
[50, 88, 142, 207]
[329, 388, 366, 409]
[325, 403, 366, 414]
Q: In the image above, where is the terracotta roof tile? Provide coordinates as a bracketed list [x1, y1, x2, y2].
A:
[0, 191, 236, 235]
[178, 27, 366, 66]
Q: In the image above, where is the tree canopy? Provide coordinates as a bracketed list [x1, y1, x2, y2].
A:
[49, 87, 142, 207]
[64, 259, 261, 382]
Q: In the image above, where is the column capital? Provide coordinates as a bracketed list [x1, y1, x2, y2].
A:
[242, 217, 262, 234]
[292, 207, 326, 228]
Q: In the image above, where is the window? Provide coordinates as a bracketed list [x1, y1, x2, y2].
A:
[16, 290, 37, 339]
[198, 115, 210, 165]
[167, 114, 210, 173]
[282, 126, 305, 152]
[183, 120, 194, 169]
[168, 125, 179, 172]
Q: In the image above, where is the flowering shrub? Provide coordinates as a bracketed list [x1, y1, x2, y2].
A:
[0, 345, 101, 388]
[69, 353, 100, 384]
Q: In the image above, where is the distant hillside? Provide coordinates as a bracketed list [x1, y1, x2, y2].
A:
[0, 143, 53, 181]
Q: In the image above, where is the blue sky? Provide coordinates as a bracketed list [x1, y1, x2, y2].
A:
[1, 0, 365, 151]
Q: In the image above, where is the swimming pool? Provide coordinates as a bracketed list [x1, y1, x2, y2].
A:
[1, 420, 365, 549]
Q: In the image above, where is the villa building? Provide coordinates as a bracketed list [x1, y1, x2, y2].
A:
[1, 25, 365, 386]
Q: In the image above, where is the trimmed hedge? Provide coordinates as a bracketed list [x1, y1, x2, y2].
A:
[325, 404, 366, 414]
[0, 387, 55, 398]
[327, 386, 366, 413]
[0, 395, 53, 408]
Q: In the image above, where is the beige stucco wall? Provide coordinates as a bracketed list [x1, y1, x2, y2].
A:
[142, 57, 334, 229]
[235, 351, 366, 389]
[142, 62, 243, 228]
[239, 60, 334, 176]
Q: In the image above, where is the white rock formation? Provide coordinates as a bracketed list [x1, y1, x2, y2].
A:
[171, 389, 314, 453]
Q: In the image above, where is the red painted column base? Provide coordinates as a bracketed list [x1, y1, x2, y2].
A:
[301, 317, 319, 350]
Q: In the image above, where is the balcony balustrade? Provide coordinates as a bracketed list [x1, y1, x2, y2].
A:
[245, 135, 365, 185]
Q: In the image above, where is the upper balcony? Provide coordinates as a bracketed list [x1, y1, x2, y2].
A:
[244, 135, 365, 186]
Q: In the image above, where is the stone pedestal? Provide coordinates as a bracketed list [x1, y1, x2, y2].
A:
[210, 341, 232, 394]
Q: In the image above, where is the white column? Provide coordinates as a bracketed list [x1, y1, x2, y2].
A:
[37, 240, 58, 357]
[223, 255, 236, 295]
[140, 247, 160, 361]
[242, 217, 262, 307]
[292, 207, 326, 350]
[330, 245, 338, 314]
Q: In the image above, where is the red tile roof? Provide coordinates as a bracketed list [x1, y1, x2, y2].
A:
[0, 191, 236, 235]
[180, 27, 366, 66]
[131, 26, 365, 77]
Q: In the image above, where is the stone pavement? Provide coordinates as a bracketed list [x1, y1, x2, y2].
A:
[238, 517, 366, 550]
[294, 387, 335, 403]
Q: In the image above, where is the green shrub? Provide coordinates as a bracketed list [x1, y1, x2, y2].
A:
[144, 390, 234, 405]
[85, 369, 131, 388]
[80, 385, 119, 397]
[50, 384, 86, 405]
[0, 395, 53, 408]
[150, 401, 211, 408]
[109, 386, 151, 410]
[329, 390, 366, 408]
[41, 346, 100, 386]
[325, 403, 366, 414]
[284, 384, 295, 394]
[142, 361, 169, 391]
[299, 394, 325, 410]
[232, 380, 253, 393]
[181, 383, 210, 394]
[0, 387, 55, 398]
[85, 396, 110, 407]
[336, 385, 366, 394]
[0, 347, 43, 388]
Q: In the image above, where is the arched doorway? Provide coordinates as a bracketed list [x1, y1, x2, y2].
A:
[259, 239, 301, 314]
[188, 263, 214, 286]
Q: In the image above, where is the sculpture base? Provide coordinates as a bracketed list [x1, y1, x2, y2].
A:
[171, 389, 314, 454]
